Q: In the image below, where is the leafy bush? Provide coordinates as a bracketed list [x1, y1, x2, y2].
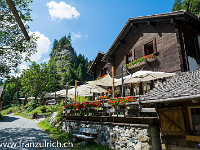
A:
[1, 106, 21, 115]
[23, 100, 40, 112]
[0, 113, 3, 121]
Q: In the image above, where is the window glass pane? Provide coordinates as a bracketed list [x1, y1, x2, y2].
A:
[128, 52, 132, 63]
[144, 41, 154, 55]
[191, 108, 200, 131]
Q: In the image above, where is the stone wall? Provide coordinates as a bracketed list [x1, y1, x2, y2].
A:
[62, 120, 161, 150]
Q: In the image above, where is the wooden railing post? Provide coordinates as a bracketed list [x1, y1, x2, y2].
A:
[112, 66, 115, 99]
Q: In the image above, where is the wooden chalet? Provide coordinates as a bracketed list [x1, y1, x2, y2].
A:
[102, 10, 200, 74]
[89, 10, 200, 96]
[141, 69, 200, 150]
[90, 10, 200, 78]
[88, 52, 112, 80]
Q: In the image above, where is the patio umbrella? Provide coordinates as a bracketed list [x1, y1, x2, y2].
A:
[68, 86, 93, 97]
[87, 74, 121, 87]
[84, 84, 107, 93]
[124, 70, 176, 83]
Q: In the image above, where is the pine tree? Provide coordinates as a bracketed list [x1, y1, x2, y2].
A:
[172, 0, 200, 16]
[182, 0, 200, 16]
[172, 0, 182, 11]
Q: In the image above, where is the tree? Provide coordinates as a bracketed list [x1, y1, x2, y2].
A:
[45, 61, 61, 92]
[20, 62, 46, 100]
[182, 0, 200, 16]
[3, 76, 21, 109]
[0, 0, 37, 78]
[172, 0, 182, 11]
[172, 0, 200, 16]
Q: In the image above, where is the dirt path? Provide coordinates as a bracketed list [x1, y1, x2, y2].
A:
[0, 114, 69, 150]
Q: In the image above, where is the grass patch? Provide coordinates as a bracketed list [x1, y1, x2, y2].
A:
[0, 113, 4, 121]
[1, 106, 20, 115]
[14, 113, 32, 119]
[38, 120, 72, 143]
[38, 120, 112, 150]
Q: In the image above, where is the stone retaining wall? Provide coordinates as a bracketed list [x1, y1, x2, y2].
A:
[62, 120, 161, 150]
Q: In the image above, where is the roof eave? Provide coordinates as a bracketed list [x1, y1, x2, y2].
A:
[141, 94, 200, 104]
[103, 10, 200, 62]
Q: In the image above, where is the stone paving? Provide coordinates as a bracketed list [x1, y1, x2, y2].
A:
[0, 114, 70, 150]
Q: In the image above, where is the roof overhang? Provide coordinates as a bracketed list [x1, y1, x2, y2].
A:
[88, 52, 105, 74]
[103, 10, 200, 62]
[6, 0, 30, 41]
[141, 94, 200, 104]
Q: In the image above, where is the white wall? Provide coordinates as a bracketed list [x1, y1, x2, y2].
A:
[188, 56, 199, 71]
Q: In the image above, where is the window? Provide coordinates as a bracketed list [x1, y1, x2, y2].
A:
[144, 41, 154, 55]
[188, 106, 200, 134]
[104, 68, 108, 75]
[127, 50, 135, 64]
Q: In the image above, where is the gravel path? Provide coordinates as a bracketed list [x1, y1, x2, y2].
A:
[0, 114, 70, 150]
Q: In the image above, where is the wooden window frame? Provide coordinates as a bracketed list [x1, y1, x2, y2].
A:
[188, 106, 200, 133]
[127, 50, 135, 64]
[142, 38, 157, 56]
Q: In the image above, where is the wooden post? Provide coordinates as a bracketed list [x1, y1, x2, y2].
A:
[65, 82, 68, 104]
[146, 82, 148, 93]
[130, 84, 133, 96]
[157, 79, 159, 86]
[74, 80, 77, 102]
[136, 83, 138, 95]
[112, 66, 115, 99]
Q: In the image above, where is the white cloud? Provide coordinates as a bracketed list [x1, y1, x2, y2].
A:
[19, 64, 28, 70]
[42, 57, 50, 63]
[30, 31, 51, 62]
[72, 32, 82, 40]
[47, 1, 80, 20]
[11, 64, 28, 77]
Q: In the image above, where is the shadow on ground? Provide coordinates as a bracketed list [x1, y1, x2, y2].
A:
[0, 128, 71, 149]
[1, 115, 19, 122]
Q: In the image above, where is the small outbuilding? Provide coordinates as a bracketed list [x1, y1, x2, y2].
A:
[141, 69, 200, 150]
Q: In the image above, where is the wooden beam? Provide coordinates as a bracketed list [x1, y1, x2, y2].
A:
[65, 82, 68, 104]
[6, 0, 30, 41]
[112, 66, 115, 99]
[74, 80, 77, 102]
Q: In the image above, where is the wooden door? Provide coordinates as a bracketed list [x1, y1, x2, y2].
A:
[159, 107, 186, 135]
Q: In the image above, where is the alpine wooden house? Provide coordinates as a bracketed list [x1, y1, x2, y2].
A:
[89, 10, 200, 80]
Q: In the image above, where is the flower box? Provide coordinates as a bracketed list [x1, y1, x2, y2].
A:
[128, 60, 146, 70]
[146, 57, 156, 62]
[125, 54, 156, 70]
[127, 57, 156, 70]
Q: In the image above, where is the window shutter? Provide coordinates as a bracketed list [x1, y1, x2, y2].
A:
[126, 54, 128, 64]
[153, 38, 157, 53]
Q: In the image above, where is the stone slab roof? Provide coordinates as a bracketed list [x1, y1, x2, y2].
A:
[140, 69, 200, 104]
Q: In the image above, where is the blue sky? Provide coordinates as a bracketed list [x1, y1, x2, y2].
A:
[19, 0, 175, 71]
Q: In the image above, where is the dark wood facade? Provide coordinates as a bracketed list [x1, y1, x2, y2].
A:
[88, 52, 112, 80]
[90, 11, 200, 79]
